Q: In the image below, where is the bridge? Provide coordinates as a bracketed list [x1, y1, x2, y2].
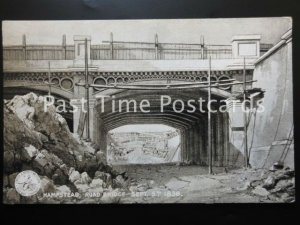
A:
[3, 33, 271, 168]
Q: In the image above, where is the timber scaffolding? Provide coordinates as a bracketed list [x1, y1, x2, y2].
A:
[3, 34, 273, 61]
[76, 35, 262, 172]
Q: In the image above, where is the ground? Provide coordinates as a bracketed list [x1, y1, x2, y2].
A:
[109, 164, 286, 203]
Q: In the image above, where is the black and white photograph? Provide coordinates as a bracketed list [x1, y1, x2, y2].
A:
[2, 17, 294, 204]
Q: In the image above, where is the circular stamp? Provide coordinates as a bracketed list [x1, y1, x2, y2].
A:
[15, 170, 41, 197]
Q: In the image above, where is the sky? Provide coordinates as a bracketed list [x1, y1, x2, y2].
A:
[110, 124, 176, 133]
[2, 18, 292, 46]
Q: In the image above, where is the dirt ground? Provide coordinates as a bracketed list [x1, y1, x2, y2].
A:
[111, 164, 281, 203]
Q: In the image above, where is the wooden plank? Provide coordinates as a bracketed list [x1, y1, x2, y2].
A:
[77, 111, 86, 138]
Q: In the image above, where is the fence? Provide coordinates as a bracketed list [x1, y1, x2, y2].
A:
[3, 41, 272, 60]
[91, 41, 233, 60]
[3, 45, 75, 60]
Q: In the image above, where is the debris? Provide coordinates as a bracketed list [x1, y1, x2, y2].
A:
[269, 162, 284, 172]
[90, 178, 104, 188]
[237, 181, 251, 191]
[52, 168, 68, 185]
[40, 177, 56, 193]
[80, 172, 92, 184]
[3, 176, 9, 188]
[113, 175, 128, 188]
[75, 184, 90, 193]
[21, 144, 38, 161]
[262, 175, 276, 190]
[32, 152, 48, 172]
[252, 186, 270, 196]
[8, 173, 19, 188]
[69, 170, 81, 183]
[5, 188, 21, 204]
[56, 185, 71, 193]
[94, 171, 107, 181]
[248, 167, 295, 202]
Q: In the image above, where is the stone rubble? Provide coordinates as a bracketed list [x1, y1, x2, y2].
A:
[248, 166, 295, 202]
[3, 93, 128, 204]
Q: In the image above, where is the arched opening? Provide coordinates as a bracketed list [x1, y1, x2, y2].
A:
[93, 88, 232, 167]
[107, 124, 181, 165]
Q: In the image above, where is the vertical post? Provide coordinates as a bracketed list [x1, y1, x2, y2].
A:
[200, 35, 204, 59]
[22, 34, 26, 60]
[208, 57, 213, 174]
[85, 38, 90, 141]
[62, 34, 67, 59]
[155, 34, 159, 60]
[110, 32, 114, 60]
[48, 61, 51, 96]
[243, 57, 249, 168]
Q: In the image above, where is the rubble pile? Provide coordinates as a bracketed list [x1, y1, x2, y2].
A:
[248, 166, 295, 202]
[3, 93, 129, 204]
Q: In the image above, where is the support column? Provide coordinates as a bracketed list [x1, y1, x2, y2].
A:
[97, 116, 108, 161]
[223, 112, 230, 166]
[72, 100, 83, 137]
[185, 128, 190, 163]
[215, 112, 223, 167]
[193, 124, 200, 164]
[110, 32, 114, 60]
[185, 130, 189, 163]
[72, 73, 87, 138]
[189, 128, 194, 164]
[196, 122, 202, 165]
[22, 34, 26, 60]
[226, 98, 247, 165]
[155, 34, 159, 60]
[200, 35, 204, 59]
[180, 131, 186, 162]
[203, 116, 209, 166]
[93, 113, 100, 148]
[211, 114, 216, 166]
[62, 34, 67, 59]
[89, 98, 97, 142]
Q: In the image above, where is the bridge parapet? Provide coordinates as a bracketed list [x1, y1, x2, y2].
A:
[3, 58, 255, 72]
[3, 34, 262, 99]
[3, 34, 272, 61]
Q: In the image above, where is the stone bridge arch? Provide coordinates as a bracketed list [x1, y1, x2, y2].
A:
[92, 88, 230, 166]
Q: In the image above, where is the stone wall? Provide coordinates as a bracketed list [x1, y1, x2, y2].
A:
[247, 29, 293, 169]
